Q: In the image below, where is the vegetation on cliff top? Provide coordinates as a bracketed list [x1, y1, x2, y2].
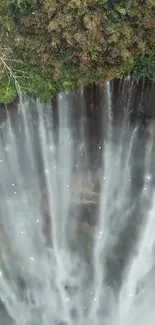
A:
[1, 0, 155, 102]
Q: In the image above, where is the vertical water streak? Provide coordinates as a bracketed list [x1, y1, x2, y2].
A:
[105, 81, 113, 141]
[57, 92, 73, 249]
[18, 99, 38, 186]
[125, 76, 134, 113]
[79, 88, 88, 177]
[90, 82, 114, 322]
[37, 98, 73, 325]
[37, 100, 59, 249]
[116, 127, 155, 325]
[117, 192, 155, 325]
[117, 126, 138, 203]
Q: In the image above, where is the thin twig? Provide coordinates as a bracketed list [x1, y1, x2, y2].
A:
[0, 56, 23, 97]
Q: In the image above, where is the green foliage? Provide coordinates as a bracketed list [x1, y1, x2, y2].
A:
[132, 48, 155, 81]
[1, 0, 155, 103]
[0, 81, 17, 103]
[0, 72, 59, 103]
[9, 0, 43, 11]
[22, 72, 58, 102]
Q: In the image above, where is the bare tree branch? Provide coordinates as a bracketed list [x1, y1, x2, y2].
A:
[0, 56, 22, 95]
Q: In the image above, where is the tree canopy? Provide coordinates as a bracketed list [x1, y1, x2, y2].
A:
[1, 0, 155, 102]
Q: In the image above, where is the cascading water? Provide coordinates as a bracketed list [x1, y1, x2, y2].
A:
[0, 81, 155, 325]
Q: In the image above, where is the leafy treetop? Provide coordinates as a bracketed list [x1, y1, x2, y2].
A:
[1, 0, 155, 102]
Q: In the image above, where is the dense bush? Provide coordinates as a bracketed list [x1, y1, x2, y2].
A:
[132, 48, 155, 81]
[1, 0, 155, 102]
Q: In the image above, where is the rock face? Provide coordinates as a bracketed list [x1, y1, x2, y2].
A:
[40, 171, 100, 250]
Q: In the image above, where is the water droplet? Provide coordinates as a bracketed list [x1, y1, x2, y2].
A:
[45, 169, 48, 173]
[66, 184, 69, 188]
[29, 257, 34, 261]
[0, 160, 2, 163]
[103, 176, 106, 180]
[12, 183, 15, 186]
[99, 146, 102, 150]
[21, 231, 24, 235]
[37, 219, 39, 223]
[0, 270, 3, 276]
[14, 192, 17, 194]
[81, 153, 83, 156]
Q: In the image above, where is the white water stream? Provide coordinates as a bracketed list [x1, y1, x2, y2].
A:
[0, 83, 154, 325]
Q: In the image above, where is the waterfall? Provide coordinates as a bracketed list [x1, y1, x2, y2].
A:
[0, 81, 155, 325]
